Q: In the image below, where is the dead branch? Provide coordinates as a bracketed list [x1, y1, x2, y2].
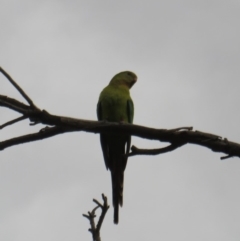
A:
[83, 194, 109, 241]
[1, 66, 240, 160]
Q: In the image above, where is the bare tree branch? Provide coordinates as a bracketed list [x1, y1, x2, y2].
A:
[1, 66, 240, 160]
[0, 102, 239, 159]
[83, 194, 109, 241]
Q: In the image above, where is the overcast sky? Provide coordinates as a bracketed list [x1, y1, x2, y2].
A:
[1, 0, 240, 240]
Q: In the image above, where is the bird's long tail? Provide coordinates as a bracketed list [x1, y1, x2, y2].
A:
[110, 141, 127, 224]
[111, 164, 124, 224]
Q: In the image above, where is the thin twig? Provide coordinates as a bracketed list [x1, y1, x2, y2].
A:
[0, 115, 27, 129]
[0, 66, 38, 108]
[83, 206, 99, 240]
[221, 155, 233, 160]
[128, 141, 186, 156]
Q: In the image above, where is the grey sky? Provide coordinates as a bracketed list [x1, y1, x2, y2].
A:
[1, 0, 240, 240]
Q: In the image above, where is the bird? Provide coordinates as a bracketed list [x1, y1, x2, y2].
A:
[97, 71, 137, 224]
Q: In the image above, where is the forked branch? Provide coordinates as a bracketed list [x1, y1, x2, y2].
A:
[83, 194, 109, 241]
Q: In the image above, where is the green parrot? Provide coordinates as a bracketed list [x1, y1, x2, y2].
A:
[97, 71, 137, 224]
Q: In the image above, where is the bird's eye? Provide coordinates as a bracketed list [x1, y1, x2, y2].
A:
[127, 72, 132, 76]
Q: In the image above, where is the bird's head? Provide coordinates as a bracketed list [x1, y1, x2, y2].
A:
[109, 71, 137, 89]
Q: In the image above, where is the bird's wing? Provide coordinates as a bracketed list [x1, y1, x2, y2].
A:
[97, 100, 110, 170]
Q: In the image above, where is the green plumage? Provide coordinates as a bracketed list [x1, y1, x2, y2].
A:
[97, 71, 137, 224]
